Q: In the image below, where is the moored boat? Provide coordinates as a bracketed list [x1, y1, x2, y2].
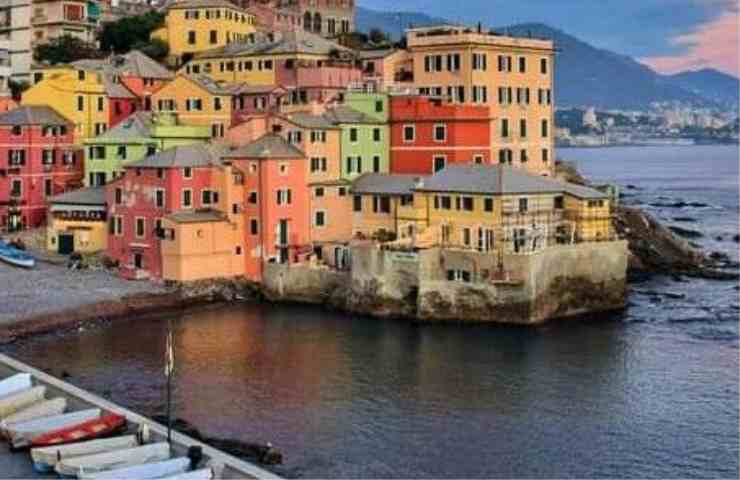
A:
[55, 441, 171, 477]
[31, 413, 126, 448]
[78, 457, 190, 480]
[5, 408, 100, 449]
[31, 435, 140, 474]
[0, 241, 35, 269]
[0, 386, 46, 418]
[161, 467, 220, 480]
[1, 398, 67, 434]
[0, 373, 33, 397]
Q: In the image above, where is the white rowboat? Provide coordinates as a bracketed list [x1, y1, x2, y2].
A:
[31, 434, 139, 473]
[5, 408, 100, 448]
[79, 457, 190, 480]
[161, 468, 217, 480]
[1, 398, 67, 428]
[0, 373, 33, 398]
[0, 386, 46, 419]
[56, 442, 170, 477]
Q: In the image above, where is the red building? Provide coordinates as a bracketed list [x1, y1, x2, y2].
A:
[389, 95, 491, 175]
[0, 106, 82, 231]
[105, 144, 222, 280]
[224, 134, 310, 282]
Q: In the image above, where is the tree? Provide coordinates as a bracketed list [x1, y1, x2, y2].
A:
[8, 80, 29, 100]
[33, 35, 104, 65]
[368, 28, 389, 45]
[133, 38, 169, 62]
[99, 11, 166, 54]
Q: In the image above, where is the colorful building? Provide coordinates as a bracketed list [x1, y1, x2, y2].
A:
[183, 29, 360, 104]
[151, 0, 257, 67]
[231, 84, 288, 124]
[84, 111, 211, 187]
[0, 106, 82, 231]
[350, 173, 421, 241]
[358, 48, 413, 89]
[23, 64, 138, 143]
[150, 74, 235, 139]
[406, 25, 556, 176]
[46, 186, 107, 254]
[105, 144, 227, 280]
[389, 95, 491, 175]
[239, 0, 355, 37]
[324, 92, 389, 179]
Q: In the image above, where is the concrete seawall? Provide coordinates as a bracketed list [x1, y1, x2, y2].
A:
[0, 353, 280, 479]
[263, 240, 629, 325]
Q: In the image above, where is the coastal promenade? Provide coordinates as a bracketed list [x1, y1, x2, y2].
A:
[0, 353, 281, 479]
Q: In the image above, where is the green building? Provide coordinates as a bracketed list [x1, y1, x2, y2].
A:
[324, 92, 390, 180]
[84, 112, 211, 186]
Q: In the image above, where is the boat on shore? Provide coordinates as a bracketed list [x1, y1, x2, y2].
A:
[31, 413, 126, 448]
[0, 386, 46, 418]
[31, 434, 140, 473]
[162, 467, 220, 480]
[78, 457, 191, 480]
[1, 398, 67, 429]
[5, 408, 100, 449]
[55, 441, 171, 477]
[0, 241, 35, 269]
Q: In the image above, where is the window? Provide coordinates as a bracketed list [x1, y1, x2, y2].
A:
[473, 53, 487, 71]
[520, 119, 527, 138]
[188, 31, 196, 45]
[462, 197, 474, 211]
[339, 187, 347, 197]
[10, 179, 21, 197]
[248, 191, 258, 204]
[310, 157, 327, 173]
[403, 125, 415, 142]
[372, 196, 391, 214]
[542, 148, 550, 163]
[484, 198, 494, 212]
[94, 123, 107, 135]
[501, 119, 509, 138]
[499, 149, 513, 164]
[314, 211, 326, 227]
[474, 155, 484, 164]
[11, 125, 22, 136]
[211, 123, 224, 138]
[44, 178, 53, 197]
[434, 124, 446, 142]
[202, 190, 214, 205]
[462, 228, 472, 247]
[519, 57, 526, 73]
[112, 216, 123, 236]
[433, 156, 446, 173]
[447, 53, 461, 71]
[373, 155, 381, 173]
[541, 58, 549, 74]
[314, 187, 325, 198]
[183, 167, 192, 179]
[155, 189, 165, 208]
[521, 150, 529, 163]
[440, 196, 452, 210]
[77, 96, 84, 111]
[182, 189, 193, 208]
[541, 119, 549, 138]
[447, 269, 472, 283]
[375, 100, 383, 112]
[276, 189, 292, 205]
[213, 97, 222, 111]
[135, 217, 145, 238]
[77, 70, 85, 81]
[519, 198, 529, 213]
[250, 219, 259, 235]
[554, 196, 564, 210]
[116, 146, 127, 159]
[349, 128, 358, 143]
[373, 128, 381, 142]
[115, 187, 123, 205]
[209, 30, 217, 44]
[42, 149, 54, 165]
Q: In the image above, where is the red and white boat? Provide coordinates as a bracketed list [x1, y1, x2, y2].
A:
[30, 414, 126, 448]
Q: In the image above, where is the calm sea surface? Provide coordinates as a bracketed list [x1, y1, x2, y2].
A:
[4, 146, 739, 478]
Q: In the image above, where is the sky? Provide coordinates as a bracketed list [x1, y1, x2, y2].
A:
[358, 0, 740, 77]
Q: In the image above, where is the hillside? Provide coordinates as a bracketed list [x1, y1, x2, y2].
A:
[356, 8, 736, 110]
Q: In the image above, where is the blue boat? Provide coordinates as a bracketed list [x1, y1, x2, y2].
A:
[0, 241, 35, 269]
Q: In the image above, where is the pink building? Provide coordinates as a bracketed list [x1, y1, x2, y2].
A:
[105, 144, 222, 280]
[276, 61, 362, 105]
[0, 106, 82, 231]
[224, 134, 310, 282]
[231, 85, 288, 125]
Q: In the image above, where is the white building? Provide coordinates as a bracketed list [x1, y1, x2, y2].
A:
[0, 0, 31, 82]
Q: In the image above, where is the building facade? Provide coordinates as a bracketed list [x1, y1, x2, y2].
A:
[0, 106, 82, 231]
[46, 185, 107, 254]
[240, 0, 355, 37]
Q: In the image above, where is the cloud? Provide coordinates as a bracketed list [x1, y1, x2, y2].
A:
[640, 5, 739, 76]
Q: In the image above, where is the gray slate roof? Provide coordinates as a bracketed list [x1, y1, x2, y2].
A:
[72, 50, 173, 80]
[102, 75, 137, 99]
[195, 30, 348, 59]
[280, 112, 338, 130]
[352, 174, 425, 195]
[49, 186, 106, 206]
[129, 144, 225, 168]
[358, 48, 397, 60]
[323, 106, 380, 125]
[417, 165, 607, 198]
[88, 112, 154, 142]
[224, 134, 305, 159]
[185, 74, 236, 95]
[166, 209, 227, 224]
[0, 106, 70, 126]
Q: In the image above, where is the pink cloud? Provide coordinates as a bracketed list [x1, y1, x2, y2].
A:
[640, 8, 739, 76]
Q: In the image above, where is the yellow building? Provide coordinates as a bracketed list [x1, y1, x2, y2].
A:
[160, 163, 247, 282]
[406, 25, 557, 176]
[150, 74, 234, 139]
[351, 165, 612, 254]
[151, 0, 257, 67]
[46, 186, 108, 254]
[23, 65, 135, 143]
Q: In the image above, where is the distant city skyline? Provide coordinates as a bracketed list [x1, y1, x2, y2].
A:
[358, 0, 740, 77]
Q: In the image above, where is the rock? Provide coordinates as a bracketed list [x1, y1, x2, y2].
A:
[673, 217, 697, 223]
[734, 235, 740, 243]
[625, 184, 639, 190]
[709, 251, 731, 262]
[715, 236, 724, 241]
[668, 226, 704, 239]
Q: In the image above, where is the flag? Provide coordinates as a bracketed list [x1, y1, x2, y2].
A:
[165, 328, 174, 377]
